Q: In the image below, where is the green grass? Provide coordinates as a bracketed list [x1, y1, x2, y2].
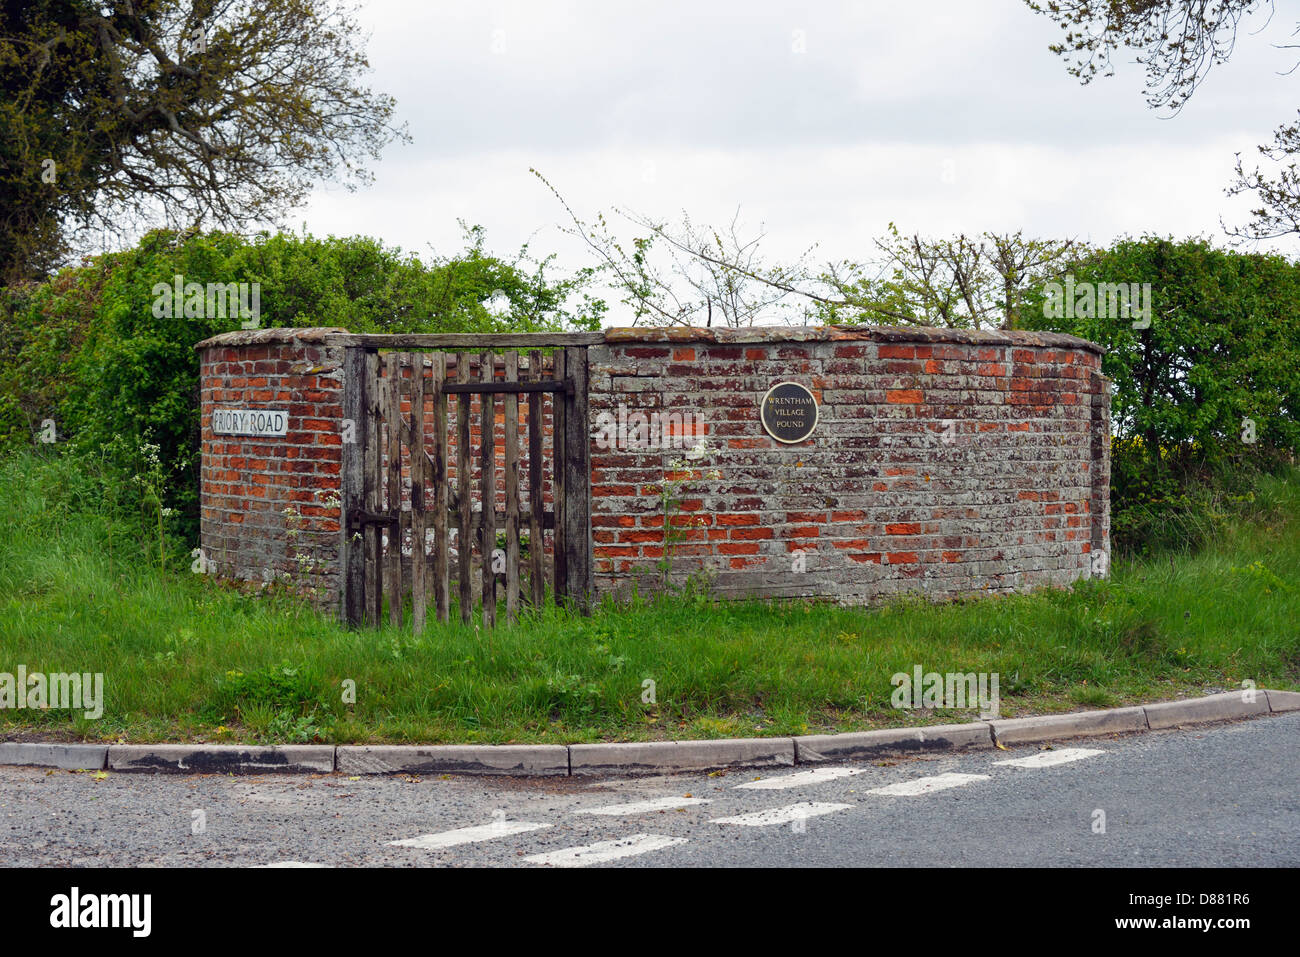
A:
[1, 449, 1297, 745]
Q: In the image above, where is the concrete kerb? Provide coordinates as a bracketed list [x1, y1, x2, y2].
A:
[337, 745, 569, 776]
[0, 742, 107, 771]
[107, 744, 335, 774]
[796, 722, 994, 763]
[988, 705, 1149, 746]
[1143, 690, 1270, 730]
[1265, 689, 1300, 712]
[2, 691, 1293, 775]
[569, 737, 796, 776]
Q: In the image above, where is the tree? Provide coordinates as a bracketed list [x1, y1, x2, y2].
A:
[536, 170, 1075, 330]
[534, 168, 822, 327]
[0, 225, 604, 540]
[986, 231, 1083, 328]
[1021, 235, 1300, 466]
[1025, 0, 1300, 242]
[816, 227, 1080, 330]
[0, 0, 406, 283]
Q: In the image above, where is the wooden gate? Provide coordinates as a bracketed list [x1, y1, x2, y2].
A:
[338, 333, 596, 630]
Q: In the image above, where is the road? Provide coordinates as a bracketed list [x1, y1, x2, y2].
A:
[2, 712, 1296, 868]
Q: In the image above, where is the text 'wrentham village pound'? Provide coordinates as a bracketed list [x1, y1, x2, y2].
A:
[760, 381, 819, 444]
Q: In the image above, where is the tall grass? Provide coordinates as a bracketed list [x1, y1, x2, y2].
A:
[1, 448, 1296, 744]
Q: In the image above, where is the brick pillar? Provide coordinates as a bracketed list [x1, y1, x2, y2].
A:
[196, 328, 349, 604]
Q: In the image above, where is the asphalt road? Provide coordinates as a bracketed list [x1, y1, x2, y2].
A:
[2, 713, 1297, 868]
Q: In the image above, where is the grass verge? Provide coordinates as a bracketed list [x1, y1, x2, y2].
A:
[1, 449, 1297, 745]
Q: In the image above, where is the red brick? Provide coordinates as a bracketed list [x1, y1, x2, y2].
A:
[879, 345, 915, 359]
[716, 513, 760, 526]
[595, 546, 639, 558]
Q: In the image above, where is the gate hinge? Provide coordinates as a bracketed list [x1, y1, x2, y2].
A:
[347, 508, 399, 531]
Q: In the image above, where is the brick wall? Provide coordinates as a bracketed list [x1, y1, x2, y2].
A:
[197, 325, 1110, 612]
[587, 325, 1110, 601]
[198, 328, 347, 599]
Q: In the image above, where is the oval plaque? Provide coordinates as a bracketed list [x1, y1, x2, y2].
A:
[760, 382, 818, 444]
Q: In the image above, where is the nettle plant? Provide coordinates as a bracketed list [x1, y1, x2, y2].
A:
[657, 438, 722, 588]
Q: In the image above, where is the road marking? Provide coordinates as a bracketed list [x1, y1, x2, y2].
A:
[256, 861, 331, 868]
[387, 821, 550, 850]
[523, 833, 687, 867]
[995, 748, 1105, 768]
[735, 767, 868, 790]
[710, 802, 853, 826]
[573, 796, 711, 816]
[866, 773, 989, 796]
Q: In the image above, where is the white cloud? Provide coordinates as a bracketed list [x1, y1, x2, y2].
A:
[292, 0, 1300, 318]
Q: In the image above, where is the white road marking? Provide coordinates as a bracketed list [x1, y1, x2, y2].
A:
[866, 773, 989, 796]
[256, 861, 330, 868]
[995, 748, 1105, 768]
[523, 833, 687, 867]
[735, 767, 868, 790]
[573, 796, 711, 816]
[387, 821, 550, 850]
[709, 802, 853, 826]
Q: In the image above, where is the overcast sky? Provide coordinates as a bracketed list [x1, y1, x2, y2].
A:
[299, 0, 1299, 315]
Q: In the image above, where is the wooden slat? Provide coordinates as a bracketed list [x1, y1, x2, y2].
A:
[409, 353, 427, 635]
[563, 346, 593, 614]
[431, 353, 450, 623]
[365, 351, 383, 627]
[552, 349, 568, 602]
[435, 508, 553, 530]
[504, 351, 520, 624]
[401, 479, 413, 621]
[384, 353, 403, 627]
[340, 346, 367, 627]
[457, 351, 473, 624]
[480, 350, 497, 629]
[528, 350, 544, 609]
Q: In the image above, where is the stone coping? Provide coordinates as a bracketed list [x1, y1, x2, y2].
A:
[602, 324, 1104, 354]
[195, 324, 1106, 355]
[195, 326, 349, 349]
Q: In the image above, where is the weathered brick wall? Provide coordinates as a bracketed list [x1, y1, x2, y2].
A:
[587, 326, 1110, 602]
[197, 328, 347, 599]
[197, 325, 1110, 612]
[197, 335, 557, 612]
